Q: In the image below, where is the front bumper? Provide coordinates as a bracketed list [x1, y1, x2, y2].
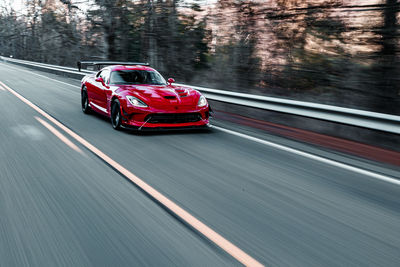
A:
[122, 123, 211, 131]
[121, 105, 210, 130]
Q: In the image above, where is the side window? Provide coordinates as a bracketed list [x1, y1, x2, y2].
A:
[101, 70, 110, 84]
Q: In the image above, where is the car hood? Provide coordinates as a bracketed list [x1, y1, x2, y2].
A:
[118, 84, 200, 107]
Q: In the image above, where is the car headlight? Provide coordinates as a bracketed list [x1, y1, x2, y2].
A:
[126, 96, 148, 107]
[198, 95, 207, 107]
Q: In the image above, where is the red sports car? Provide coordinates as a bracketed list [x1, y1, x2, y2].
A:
[80, 62, 210, 131]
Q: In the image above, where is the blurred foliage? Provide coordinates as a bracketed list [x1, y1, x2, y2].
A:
[0, 0, 399, 114]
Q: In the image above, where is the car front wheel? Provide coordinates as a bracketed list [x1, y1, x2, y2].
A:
[111, 99, 122, 130]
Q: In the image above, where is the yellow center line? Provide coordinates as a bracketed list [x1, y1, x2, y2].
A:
[35, 116, 84, 155]
[0, 80, 264, 267]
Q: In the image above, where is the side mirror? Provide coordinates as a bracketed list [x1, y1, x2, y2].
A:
[168, 78, 175, 85]
[95, 77, 104, 84]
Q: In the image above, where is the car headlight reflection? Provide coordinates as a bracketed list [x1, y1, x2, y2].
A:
[126, 96, 148, 107]
[198, 95, 207, 107]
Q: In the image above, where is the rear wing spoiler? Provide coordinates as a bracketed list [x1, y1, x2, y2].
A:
[77, 61, 150, 71]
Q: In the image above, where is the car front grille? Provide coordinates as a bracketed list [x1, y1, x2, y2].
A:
[145, 113, 202, 124]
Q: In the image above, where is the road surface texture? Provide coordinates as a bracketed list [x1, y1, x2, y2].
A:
[1, 62, 400, 267]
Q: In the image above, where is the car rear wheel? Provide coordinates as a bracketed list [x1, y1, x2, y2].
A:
[81, 87, 91, 114]
[111, 99, 122, 130]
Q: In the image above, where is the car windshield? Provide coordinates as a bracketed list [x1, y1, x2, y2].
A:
[109, 70, 167, 85]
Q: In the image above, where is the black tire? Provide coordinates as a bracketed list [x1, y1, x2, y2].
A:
[81, 87, 91, 114]
[111, 99, 122, 130]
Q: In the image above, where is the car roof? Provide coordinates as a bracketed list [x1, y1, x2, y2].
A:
[105, 65, 155, 72]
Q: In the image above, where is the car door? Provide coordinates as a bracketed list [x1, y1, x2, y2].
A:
[102, 71, 114, 114]
[85, 71, 101, 104]
[91, 69, 110, 114]
[98, 69, 110, 113]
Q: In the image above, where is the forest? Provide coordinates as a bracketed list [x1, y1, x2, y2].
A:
[0, 0, 399, 114]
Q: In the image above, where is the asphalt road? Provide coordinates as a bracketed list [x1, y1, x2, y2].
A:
[1, 62, 400, 267]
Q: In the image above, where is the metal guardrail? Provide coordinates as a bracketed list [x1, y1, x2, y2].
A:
[1, 56, 399, 134]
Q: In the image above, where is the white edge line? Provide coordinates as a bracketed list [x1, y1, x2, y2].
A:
[213, 126, 400, 186]
[1, 62, 81, 90]
[0, 80, 264, 267]
[3, 58, 86, 75]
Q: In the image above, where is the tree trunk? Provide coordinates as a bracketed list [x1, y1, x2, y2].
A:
[145, 0, 158, 67]
[374, 0, 399, 114]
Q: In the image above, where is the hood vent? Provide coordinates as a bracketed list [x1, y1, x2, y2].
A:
[175, 88, 188, 98]
[164, 96, 176, 100]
